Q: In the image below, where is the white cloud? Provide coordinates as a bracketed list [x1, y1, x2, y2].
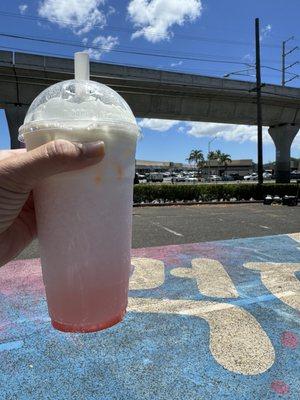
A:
[83, 35, 119, 60]
[127, 0, 202, 42]
[107, 6, 116, 16]
[38, 0, 107, 35]
[19, 4, 28, 14]
[136, 119, 300, 153]
[170, 60, 183, 67]
[186, 122, 300, 153]
[138, 118, 180, 131]
[260, 24, 272, 41]
[292, 134, 300, 151]
[243, 53, 254, 64]
[185, 122, 273, 144]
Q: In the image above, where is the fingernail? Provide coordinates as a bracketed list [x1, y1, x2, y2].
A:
[80, 141, 105, 158]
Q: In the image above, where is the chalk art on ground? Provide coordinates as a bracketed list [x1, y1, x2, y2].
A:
[0, 232, 299, 400]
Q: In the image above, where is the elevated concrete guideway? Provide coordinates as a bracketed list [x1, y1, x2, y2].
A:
[1, 51, 300, 125]
[0, 50, 300, 182]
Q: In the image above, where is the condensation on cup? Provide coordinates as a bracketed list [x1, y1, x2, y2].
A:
[18, 53, 140, 333]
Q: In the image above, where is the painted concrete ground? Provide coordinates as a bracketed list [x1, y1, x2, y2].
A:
[0, 233, 299, 400]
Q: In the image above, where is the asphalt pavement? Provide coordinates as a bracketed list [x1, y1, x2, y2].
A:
[17, 203, 300, 259]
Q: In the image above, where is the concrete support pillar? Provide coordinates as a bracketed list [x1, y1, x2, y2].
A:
[5, 104, 29, 149]
[268, 124, 299, 183]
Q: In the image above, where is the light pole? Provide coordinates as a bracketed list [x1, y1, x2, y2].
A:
[208, 136, 218, 182]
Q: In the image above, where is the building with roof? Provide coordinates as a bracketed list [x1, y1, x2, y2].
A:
[201, 159, 255, 177]
[136, 160, 192, 173]
[136, 159, 254, 177]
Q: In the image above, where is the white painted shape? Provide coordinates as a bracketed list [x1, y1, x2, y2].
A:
[171, 258, 239, 298]
[130, 257, 165, 290]
[128, 297, 275, 375]
[244, 262, 300, 311]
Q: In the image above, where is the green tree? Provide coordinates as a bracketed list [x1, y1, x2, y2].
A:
[218, 153, 232, 175]
[207, 151, 217, 161]
[207, 150, 231, 176]
[187, 149, 204, 178]
[208, 150, 222, 161]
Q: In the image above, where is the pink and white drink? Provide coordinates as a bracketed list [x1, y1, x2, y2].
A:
[19, 53, 139, 332]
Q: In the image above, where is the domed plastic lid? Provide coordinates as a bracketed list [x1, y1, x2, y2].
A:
[19, 53, 139, 141]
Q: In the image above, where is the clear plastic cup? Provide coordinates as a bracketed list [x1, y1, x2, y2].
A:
[19, 53, 139, 332]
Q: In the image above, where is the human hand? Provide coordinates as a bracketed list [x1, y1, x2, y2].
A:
[0, 140, 105, 267]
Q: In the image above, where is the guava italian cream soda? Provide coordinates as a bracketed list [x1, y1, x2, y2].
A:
[19, 53, 139, 332]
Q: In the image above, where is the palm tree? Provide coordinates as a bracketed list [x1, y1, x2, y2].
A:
[187, 149, 204, 178]
[218, 153, 232, 175]
[209, 149, 222, 160]
[215, 150, 222, 159]
[207, 151, 217, 161]
[207, 150, 223, 178]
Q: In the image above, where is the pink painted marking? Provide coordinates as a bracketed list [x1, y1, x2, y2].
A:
[0, 258, 44, 296]
[281, 331, 299, 349]
[271, 380, 290, 395]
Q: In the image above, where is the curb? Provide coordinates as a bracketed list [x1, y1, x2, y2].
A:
[133, 200, 263, 207]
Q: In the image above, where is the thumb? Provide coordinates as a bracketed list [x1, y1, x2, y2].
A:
[0, 139, 105, 192]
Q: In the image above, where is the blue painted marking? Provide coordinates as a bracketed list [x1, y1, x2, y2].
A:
[0, 233, 299, 399]
[0, 340, 23, 352]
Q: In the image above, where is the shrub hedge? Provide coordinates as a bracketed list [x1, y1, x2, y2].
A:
[133, 183, 299, 203]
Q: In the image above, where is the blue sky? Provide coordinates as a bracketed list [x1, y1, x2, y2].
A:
[0, 0, 300, 162]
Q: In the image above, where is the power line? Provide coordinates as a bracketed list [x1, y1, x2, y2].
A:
[0, 10, 283, 49]
[0, 33, 263, 65]
[262, 65, 298, 76]
[0, 30, 284, 66]
[0, 32, 255, 67]
[0, 41, 298, 84]
[223, 64, 300, 85]
[1, 44, 298, 85]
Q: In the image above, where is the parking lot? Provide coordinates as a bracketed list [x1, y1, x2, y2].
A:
[137, 172, 300, 184]
[132, 202, 300, 247]
[138, 178, 282, 184]
[18, 203, 300, 259]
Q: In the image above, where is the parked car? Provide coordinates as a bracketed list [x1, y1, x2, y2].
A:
[291, 170, 300, 180]
[163, 172, 171, 177]
[146, 173, 164, 182]
[187, 177, 198, 182]
[222, 175, 235, 181]
[175, 175, 186, 182]
[137, 173, 145, 179]
[263, 172, 272, 180]
[244, 173, 258, 181]
[230, 173, 243, 181]
[208, 175, 222, 182]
